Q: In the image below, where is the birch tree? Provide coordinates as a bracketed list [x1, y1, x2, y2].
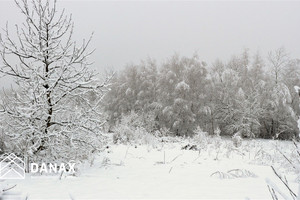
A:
[0, 0, 111, 163]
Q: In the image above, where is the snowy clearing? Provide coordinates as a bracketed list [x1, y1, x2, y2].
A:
[3, 138, 299, 199]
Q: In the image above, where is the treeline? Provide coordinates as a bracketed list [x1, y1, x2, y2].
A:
[104, 48, 300, 139]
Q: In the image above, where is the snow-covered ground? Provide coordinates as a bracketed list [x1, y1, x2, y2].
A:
[2, 138, 299, 199]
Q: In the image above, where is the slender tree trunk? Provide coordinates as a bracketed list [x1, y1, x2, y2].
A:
[211, 111, 215, 135]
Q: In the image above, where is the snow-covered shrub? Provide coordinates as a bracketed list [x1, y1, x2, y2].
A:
[157, 127, 171, 137]
[113, 125, 157, 147]
[232, 132, 243, 148]
[193, 127, 209, 149]
[118, 112, 143, 129]
[115, 111, 159, 134]
[112, 113, 158, 146]
[113, 124, 134, 144]
[214, 127, 221, 137]
[140, 111, 160, 133]
[112, 112, 141, 145]
[135, 127, 158, 146]
[212, 133, 222, 148]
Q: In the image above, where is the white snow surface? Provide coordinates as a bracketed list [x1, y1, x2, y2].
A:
[3, 138, 300, 199]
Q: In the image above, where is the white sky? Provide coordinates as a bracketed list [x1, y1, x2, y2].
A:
[0, 0, 300, 78]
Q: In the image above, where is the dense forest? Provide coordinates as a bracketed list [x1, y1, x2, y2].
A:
[105, 48, 300, 140]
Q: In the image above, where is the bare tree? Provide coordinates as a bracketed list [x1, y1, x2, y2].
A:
[0, 0, 111, 163]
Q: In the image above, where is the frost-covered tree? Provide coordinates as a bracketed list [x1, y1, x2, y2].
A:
[212, 51, 264, 137]
[0, 0, 111, 163]
[183, 55, 208, 131]
[105, 48, 300, 139]
[159, 54, 207, 136]
[263, 48, 297, 139]
[283, 59, 300, 118]
[205, 59, 226, 135]
[213, 65, 240, 135]
[250, 52, 265, 87]
[226, 88, 262, 138]
[105, 59, 160, 130]
[171, 81, 195, 136]
[136, 59, 159, 110]
[268, 47, 289, 85]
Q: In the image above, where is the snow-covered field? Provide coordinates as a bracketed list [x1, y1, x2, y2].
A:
[2, 137, 299, 199]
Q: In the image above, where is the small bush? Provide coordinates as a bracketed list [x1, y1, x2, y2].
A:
[232, 132, 242, 148]
[193, 127, 209, 149]
[112, 113, 158, 146]
[113, 125, 134, 144]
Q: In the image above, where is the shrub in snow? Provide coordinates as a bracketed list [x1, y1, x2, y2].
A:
[112, 113, 158, 147]
[214, 127, 221, 137]
[117, 112, 144, 130]
[158, 127, 172, 137]
[232, 133, 243, 148]
[212, 133, 222, 148]
[193, 127, 209, 149]
[115, 111, 159, 134]
[136, 127, 157, 146]
[113, 125, 157, 147]
[113, 125, 134, 145]
[112, 112, 141, 145]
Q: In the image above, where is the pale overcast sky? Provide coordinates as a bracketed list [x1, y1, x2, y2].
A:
[0, 0, 300, 76]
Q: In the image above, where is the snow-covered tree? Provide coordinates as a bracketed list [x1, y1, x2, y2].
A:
[262, 48, 298, 139]
[226, 88, 262, 138]
[158, 54, 207, 136]
[171, 81, 195, 136]
[211, 51, 264, 137]
[0, 0, 111, 163]
[213, 66, 240, 136]
[105, 59, 160, 130]
[105, 48, 300, 140]
[268, 47, 289, 85]
[250, 52, 265, 87]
